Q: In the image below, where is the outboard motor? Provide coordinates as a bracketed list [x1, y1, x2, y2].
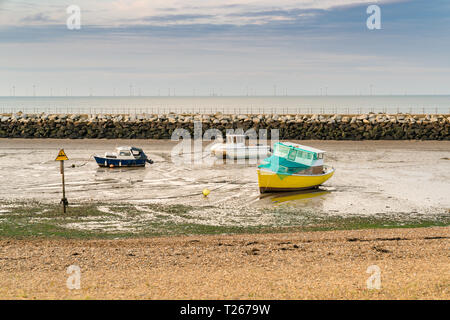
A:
[141, 152, 153, 164]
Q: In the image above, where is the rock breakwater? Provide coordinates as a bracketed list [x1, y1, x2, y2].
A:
[0, 112, 448, 140]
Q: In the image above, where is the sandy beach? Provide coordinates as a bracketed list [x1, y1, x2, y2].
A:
[0, 227, 448, 299]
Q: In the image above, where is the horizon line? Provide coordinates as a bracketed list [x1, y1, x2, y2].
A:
[1, 94, 450, 98]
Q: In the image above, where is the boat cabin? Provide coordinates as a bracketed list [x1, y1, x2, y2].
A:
[273, 142, 325, 168]
[105, 146, 146, 159]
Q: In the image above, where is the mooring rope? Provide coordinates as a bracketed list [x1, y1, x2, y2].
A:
[68, 154, 94, 168]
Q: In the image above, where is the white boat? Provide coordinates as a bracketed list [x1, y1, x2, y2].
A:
[210, 134, 272, 160]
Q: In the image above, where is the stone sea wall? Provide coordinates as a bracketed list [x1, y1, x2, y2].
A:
[0, 112, 449, 140]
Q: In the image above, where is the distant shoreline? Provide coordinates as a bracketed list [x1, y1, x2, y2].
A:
[1, 95, 449, 115]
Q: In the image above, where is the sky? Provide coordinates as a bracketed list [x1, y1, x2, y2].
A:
[1, 0, 450, 96]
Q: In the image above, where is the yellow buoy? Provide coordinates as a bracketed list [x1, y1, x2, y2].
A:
[202, 188, 210, 197]
[110, 164, 115, 168]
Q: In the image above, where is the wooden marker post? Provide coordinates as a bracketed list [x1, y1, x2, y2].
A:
[55, 149, 69, 213]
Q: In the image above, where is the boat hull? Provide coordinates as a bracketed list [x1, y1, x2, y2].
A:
[94, 156, 147, 168]
[257, 167, 335, 193]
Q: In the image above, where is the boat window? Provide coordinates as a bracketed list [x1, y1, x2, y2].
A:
[298, 151, 310, 160]
[275, 146, 289, 158]
[318, 153, 323, 159]
[131, 150, 140, 156]
[119, 151, 131, 156]
[287, 149, 297, 161]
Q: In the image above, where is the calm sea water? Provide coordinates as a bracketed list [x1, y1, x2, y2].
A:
[1, 96, 449, 114]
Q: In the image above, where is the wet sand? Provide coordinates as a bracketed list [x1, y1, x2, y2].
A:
[0, 227, 448, 299]
[0, 139, 448, 218]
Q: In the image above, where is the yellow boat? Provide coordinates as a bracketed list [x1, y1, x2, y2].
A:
[258, 166, 335, 193]
[257, 142, 335, 193]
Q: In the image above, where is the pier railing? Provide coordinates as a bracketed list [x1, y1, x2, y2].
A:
[1, 105, 449, 115]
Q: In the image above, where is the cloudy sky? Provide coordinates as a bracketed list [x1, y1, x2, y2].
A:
[1, 0, 449, 96]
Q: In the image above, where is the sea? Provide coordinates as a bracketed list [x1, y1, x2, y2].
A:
[1, 95, 449, 115]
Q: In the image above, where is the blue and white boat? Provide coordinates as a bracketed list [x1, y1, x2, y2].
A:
[94, 146, 153, 168]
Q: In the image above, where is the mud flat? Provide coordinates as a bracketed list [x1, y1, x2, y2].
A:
[0, 227, 448, 299]
[0, 139, 449, 237]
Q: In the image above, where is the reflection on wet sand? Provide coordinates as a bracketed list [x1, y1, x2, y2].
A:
[268, 189, 331, 204]
[95, 167, 147, 174]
